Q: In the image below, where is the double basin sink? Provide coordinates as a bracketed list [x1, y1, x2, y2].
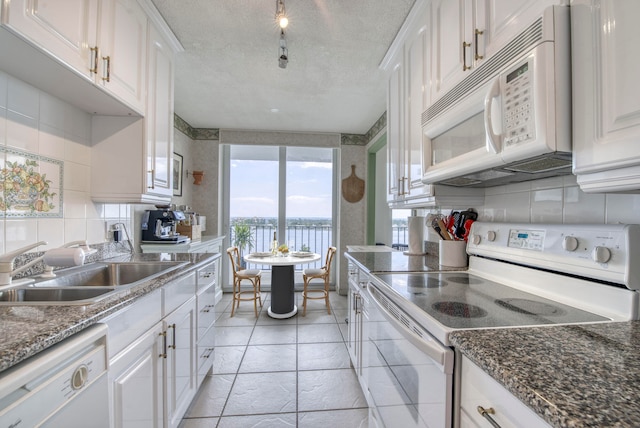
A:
[0, 261, 187, 305]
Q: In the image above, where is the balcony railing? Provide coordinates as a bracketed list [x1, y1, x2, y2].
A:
[230, 222, 409, 267]
[230, 223, 332, 270]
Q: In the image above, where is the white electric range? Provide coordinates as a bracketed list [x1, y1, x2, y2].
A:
[365, 222, 640, 428]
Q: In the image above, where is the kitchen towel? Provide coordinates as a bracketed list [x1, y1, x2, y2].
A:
[43, 248, 85, 267]
[406, 216, 426, 255]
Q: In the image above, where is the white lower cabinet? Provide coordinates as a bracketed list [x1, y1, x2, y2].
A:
[104, 259, 219, 428]
[164, 297, 197, 428]
[347, 261, 370, 397]
[110, 322, 164, 428]
[196, 274, 216, 385]
[460, 355, 549, 428]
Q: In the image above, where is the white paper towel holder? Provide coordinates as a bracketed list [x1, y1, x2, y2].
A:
[403, 213, 427, 256]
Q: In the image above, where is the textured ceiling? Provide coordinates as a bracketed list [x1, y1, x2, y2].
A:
[151, 0, 416, 134]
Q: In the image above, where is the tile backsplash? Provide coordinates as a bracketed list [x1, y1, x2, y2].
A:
[0, 71, 133, 255]
[480, 175, 640, 225]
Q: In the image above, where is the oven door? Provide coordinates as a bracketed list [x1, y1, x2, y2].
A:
[367, 283, 454, 428]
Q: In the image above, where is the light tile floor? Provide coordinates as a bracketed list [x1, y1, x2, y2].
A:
[179, 291, 369, 428]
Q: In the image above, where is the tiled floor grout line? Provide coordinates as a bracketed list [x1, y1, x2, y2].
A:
[181, 291, 364, 427]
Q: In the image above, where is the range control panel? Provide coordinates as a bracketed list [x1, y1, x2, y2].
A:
[467, 222, 640, 289]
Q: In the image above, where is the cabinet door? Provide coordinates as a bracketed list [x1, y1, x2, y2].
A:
[146, 23, 175, 197]
[572, 0, 640, 184]
[347, 280, 359, 366]
[165, 297, 197, 428]
[405, 27, 427, 196]
[483, 0, 558, 59]
[98, 0, 147, 112]
[460, 356, 550, 427]
[430, 0, 472, 102]
[386, 62, 404, 201]
[110, 323, 164, 428]
[2, 0, 98, 78]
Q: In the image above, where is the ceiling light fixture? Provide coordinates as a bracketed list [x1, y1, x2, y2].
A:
[275, 0, 288, 29]
[278, 29, 288, 69]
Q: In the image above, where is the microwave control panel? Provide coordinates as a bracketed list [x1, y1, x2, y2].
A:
[503, 60, 535, 147]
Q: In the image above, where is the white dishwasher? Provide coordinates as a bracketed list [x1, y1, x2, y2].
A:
[0, 323, 109, 428]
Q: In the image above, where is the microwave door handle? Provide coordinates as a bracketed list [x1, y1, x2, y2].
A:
[484, 76, 502, 154]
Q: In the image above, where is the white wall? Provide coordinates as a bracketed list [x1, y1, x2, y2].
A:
[0, 71, 132, 255]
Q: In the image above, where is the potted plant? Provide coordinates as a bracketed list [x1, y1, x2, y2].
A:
[232, 222, 254, 267]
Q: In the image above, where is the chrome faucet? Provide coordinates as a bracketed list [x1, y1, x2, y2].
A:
[0, 241, 48, 286]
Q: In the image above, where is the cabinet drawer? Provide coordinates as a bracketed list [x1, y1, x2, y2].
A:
[197, 284, 216, 342]
[197, 324, 215, 384]
[197, 262, 216, 292]
[460, 356, 550, 428]
[102, 289, 162, 359]
[163, 272, 196, 315]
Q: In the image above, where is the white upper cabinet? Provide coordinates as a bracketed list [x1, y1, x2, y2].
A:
[572, 0, 640, 193]
[429, 0, 564, 103]
[1, 0, 99, 78]
[90, 2, 182, 203]
[386, 61, 404, 202]
[382, 0, 430, 206]
[97, 0, 148, 113]
[2, 0, 147, 114]
[145, 23, 175, 198]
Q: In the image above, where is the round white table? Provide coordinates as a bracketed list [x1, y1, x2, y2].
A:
[244, 252, 321, 318]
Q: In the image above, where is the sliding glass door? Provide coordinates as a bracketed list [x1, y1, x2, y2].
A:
[222, 144, 336, 288]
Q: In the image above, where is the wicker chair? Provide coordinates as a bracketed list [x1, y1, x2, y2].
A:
[226, 246, 262, 317]
[301, 246, 337, 316]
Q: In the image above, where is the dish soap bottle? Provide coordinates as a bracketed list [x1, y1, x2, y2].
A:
[271, 231, 278, 255]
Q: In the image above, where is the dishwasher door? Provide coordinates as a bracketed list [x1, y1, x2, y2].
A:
[0, 324, 110, 428]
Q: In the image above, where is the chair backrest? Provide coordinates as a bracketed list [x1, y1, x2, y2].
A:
[323, 246, 337, 276]
[226, 246, 241, 274]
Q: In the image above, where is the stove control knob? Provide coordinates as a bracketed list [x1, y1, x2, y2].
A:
[562, 236, 579, 252]
[592, 246, 612, 264]
[486, 231, 497, 242]
[472, 234, 482, 245]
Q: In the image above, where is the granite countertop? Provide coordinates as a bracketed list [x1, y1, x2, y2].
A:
[0, 252, 220, 373]
[345, 250, 464, 273]
[450, 322, 640, 427]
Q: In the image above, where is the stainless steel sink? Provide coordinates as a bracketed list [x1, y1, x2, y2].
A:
[0, 261, 187, 305]
[33, 261, 186, 288]
[0, 287, 116, 305]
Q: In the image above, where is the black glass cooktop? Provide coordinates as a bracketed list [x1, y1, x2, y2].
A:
[373, 272, 608, 330]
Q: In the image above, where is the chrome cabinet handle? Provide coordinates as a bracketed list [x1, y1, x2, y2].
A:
[169, 323, 176, 350]
[477, 406, 502, 428]
[101, 56, 111, 82]
[475, 29, 484, 60]
[148, 169, 155, 189]
[89, 47, 98, 74]
[462, 41, 472, 70]
[159, 331, 167, 359]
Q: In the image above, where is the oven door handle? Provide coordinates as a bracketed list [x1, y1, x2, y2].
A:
[370, 287, 453, 374]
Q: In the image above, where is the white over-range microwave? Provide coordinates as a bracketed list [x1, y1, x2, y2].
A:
[422, 6, 571, 188]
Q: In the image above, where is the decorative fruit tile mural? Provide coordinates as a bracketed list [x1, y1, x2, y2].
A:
[0, 147, 63, 218]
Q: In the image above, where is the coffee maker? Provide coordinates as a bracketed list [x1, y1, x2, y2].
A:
[141, 209, 190, 243]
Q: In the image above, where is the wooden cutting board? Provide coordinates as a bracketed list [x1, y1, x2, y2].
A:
[342, 164, 365, 203]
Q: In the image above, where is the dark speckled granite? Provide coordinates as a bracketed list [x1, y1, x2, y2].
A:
[345, 250, 464, 273]
[450, 322, 640, 428]
[0, 252, 220, 373]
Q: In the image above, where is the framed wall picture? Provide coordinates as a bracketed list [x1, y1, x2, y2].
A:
[173, 152, 183, 196]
